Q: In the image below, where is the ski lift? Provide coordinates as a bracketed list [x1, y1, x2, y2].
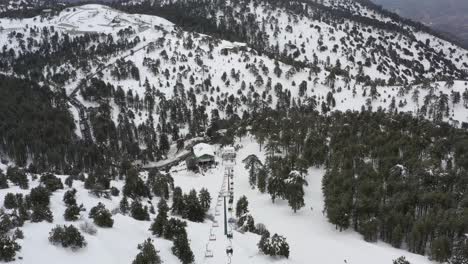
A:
[205, 244, 214, 258]
[228, 205, 233, 212]
[227, 231, 233, 239]
[215, 209, 221, 216]
[226, 246, 233, 256]
[212, 220, 219, 227]
[209, 229, 216, 241]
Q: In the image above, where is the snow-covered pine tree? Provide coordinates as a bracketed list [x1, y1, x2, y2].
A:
[131, 200, 150, 221]
[284, 171, 308, 213]
[237, 213, 256, 233]
[171, 187, 185, 215]
[120, 196, 129, 215]
[132, 238, 162, 264]
[0, 235, 21, 261]
[89, 202, 113, 227]
[150, 199, 169, 237]
[235, 196, 249, 218]
[171, 231, 194, 264]
[198, 188, 211, 213]
[242, 154, 263, 189]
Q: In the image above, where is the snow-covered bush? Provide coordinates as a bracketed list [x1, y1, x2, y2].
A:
[258, 233, 289, 259]
[31, 205, 53, 223]
[237, 213, 256, 233]
[13, 228, 23, 240]
[79, 221, 97, 236]
[49, 225, 87, 250]
[6, 167, 28, 189]
[0, 235, 21, 261]
[393, 256, 411, 264]
[64, 204, 82, 221]
[63, 189, 77, 207]
[40, 173, 64, 192]
[89, 202, 114, 227]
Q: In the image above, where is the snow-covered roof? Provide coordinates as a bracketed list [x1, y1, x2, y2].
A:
[193, 143, 215, 158]
[223, 146, 235, 153]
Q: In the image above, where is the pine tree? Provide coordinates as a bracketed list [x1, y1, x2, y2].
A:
[0, 235, 21, 261]
[4, 193, 17, 209]
[6, 167, 28, 189]
[183, 190, 204, 222]
[267, 176, 285, 203]
[284, 171, 308, 213]
[64, 204, 82, 221]
[120, 196, 129, 215]
[132, 238, 162, 264]
[171, 231, 194, 264]
[131, 200, 150, 221]
[248, 165, 257, 189]
[393, 256, 411, 264]
[163, 218, 187, 240]
[31, 205, 53, 223]
[242, 154, 263, 189]
[123, 167, 148, 199]
[258, 233, 289, 258]
[63, 188, 77, 207]
[236, 196, 249, 218]
[238, 213, 256, 233]
[0, 174, 8, 189]
[30, 186, 50, 207]
[89, 203, 114, 227]
[257, 167, 268, 193]
[48, 225, 86, 249]
[172, 187, 185, 215]
[198, 188, 211, 213]
[40, 173, 64, 192]
[150, 199, 169, 237]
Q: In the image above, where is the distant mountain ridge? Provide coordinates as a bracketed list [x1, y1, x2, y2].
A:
[371, 0, 468, 47]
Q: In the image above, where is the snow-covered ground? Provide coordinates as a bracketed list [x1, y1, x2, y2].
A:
[0, 136, 436, 263]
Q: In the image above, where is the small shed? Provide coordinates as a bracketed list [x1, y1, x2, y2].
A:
[192, 143, 215, 166]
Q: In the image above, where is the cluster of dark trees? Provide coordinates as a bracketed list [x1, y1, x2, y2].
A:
[150, 199, 195, 264]
[0, 75, 77, 171]
[171, 187, 211, 222]
[0, 24, 141, 84]
[48, 224, 86, 249]
[0, 171, 69, 259]
[242, 100, 468, 262]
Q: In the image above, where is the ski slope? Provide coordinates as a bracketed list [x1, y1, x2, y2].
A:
[0, 136, 436, 263]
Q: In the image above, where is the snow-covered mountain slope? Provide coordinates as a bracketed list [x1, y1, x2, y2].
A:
[0, 138, 434, 264]
[1, 4, 467, 139]
[1, 3, 468, 263]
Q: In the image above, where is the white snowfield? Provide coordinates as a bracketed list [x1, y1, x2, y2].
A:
[0, 138, 433, 264]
